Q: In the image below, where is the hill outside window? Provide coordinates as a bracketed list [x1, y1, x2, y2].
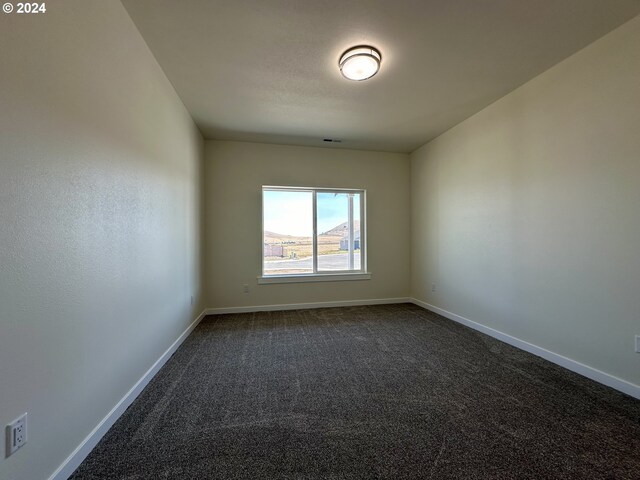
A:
[259, 186, 370, 283]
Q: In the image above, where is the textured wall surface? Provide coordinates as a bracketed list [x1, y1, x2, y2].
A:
[411, 16, 640, 388]
[0, 2, 204, 479]
[204, 141, 410, 308]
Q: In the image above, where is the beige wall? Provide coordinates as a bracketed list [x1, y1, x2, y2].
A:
[204, 141, 410, 308]
[411, 16, 640, 388]
[0, 2, 204, 480]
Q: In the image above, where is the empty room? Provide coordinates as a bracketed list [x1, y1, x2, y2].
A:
[1, 1, 639, 479]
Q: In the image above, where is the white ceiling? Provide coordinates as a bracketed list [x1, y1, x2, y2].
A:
[122, 0, 640, 153]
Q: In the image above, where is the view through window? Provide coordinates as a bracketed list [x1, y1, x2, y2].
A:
[263, 187, 365, 276]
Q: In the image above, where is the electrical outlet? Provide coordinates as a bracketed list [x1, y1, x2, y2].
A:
[6, 413, 27, 457]
[635, 335, 640, 353]
[431, 283, 436, 293]
[190, 295, 194, 306]
[243, 284, 249, 294]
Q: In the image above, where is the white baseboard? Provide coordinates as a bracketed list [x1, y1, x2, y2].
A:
[205, 297, 411, 315]
[410, 298, 640, 400]
[49, 309, 208, 480]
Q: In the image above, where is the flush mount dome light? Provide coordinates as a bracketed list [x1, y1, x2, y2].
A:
[339, 45, 381, 81]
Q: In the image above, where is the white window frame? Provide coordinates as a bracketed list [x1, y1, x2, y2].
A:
[259, 186, 370, 284]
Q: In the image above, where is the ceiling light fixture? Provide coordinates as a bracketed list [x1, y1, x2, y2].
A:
[339, 45, 381, 81]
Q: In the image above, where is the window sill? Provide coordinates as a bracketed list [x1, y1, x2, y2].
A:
[257, 272, 372, 284]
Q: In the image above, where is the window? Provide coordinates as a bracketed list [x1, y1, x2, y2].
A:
[261, 186, 368, 282]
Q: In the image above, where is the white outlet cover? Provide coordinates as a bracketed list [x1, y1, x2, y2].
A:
[6, 413, 27, 457]
[635, 335, 640, 353]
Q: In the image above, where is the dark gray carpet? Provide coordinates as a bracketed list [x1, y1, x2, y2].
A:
[70, 304, 640, 479]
